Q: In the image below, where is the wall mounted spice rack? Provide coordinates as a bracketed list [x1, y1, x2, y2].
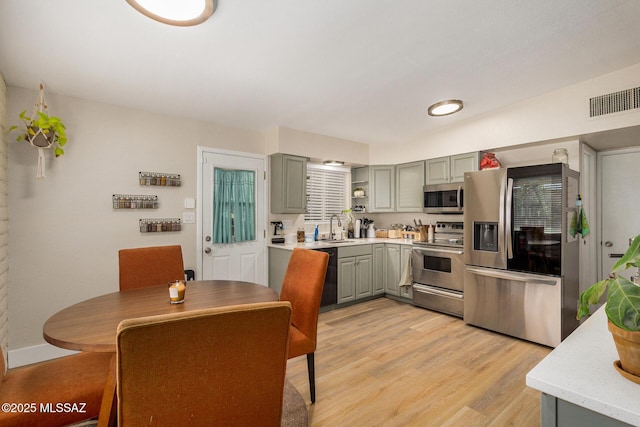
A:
[139, 172, 181, 187]
[113, 194, 159, 209]
[139, 218, 182, 233]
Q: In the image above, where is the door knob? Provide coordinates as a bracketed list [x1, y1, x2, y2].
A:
[605, 241, 613, 247]
[204, 247, 212, 254]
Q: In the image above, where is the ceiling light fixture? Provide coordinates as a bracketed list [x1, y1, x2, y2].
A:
[323, 160, 344, 166]
[427, 99, 464, 117]
[126, 0, 216, 26]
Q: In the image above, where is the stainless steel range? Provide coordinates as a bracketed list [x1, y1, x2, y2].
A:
[411, 221, 464, 317]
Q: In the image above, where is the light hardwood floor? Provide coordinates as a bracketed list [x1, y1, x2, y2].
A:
[286, 297, 551, 427]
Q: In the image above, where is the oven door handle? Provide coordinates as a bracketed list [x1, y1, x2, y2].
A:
[413, 284, 463, 299]
[456, 185, 462, 211]
[412, 247, 463, 256]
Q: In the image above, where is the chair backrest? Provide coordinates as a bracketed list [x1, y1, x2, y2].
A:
[116, 302, 292, 427]
[280, 248, 329, 348]
[118, 245, 184, 291]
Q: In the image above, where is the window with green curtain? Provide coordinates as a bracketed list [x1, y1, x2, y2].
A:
[213, 168, 256, 243]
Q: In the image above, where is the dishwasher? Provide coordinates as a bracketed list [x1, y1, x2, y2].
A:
[313, 247, 337, 307]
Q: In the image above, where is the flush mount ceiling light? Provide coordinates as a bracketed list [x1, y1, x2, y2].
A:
[427, 99, 464, 117]
[323, 160, 344, 166]
[126, 0, 216, 26]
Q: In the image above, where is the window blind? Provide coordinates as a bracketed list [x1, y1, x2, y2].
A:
[305, 165, 350, 223]
[512, 175, 562, 234]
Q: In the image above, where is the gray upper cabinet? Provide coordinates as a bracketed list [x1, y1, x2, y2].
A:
[369, 165, 395, 212]
[450, 152, 480, 182]
[425, 152, 479, 185]
[395, 161, 425, 212]
[425, 156, 450, 185]
[270, 154, 307, 214]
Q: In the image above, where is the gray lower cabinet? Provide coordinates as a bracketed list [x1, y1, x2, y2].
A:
[384, 244, 401, 295]
[399, 245, 413, 299]
[338, 245, 373, 304]
[273, 243, 413, 308]
[384, 243, 412, 300]
[541, 394, 633, 427]
[268, 246, 292, 295]
[373, 244, 385, 295]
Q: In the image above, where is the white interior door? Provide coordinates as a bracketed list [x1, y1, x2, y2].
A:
[580, 143, 597, 295]
[598, 148, 640, 279]
[199, 148, 267, 285]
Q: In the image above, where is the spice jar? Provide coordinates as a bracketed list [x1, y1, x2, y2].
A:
[297, 228, 305, 243]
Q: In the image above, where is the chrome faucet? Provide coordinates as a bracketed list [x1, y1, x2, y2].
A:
[329, 214, 342, 240]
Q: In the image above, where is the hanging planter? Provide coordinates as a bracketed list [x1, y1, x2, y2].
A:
[9, 83, 68, 179]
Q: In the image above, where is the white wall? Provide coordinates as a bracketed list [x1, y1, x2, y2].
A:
[371, 63, 640, 164]
[267, 126, 369, 165]
[7, 86, 265, 360]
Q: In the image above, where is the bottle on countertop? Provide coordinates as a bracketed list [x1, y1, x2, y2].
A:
[314, 224, 319, 241]
[427, 224, 434, 242]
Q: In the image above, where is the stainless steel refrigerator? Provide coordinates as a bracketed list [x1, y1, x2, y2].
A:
[463, 163, 580, 347]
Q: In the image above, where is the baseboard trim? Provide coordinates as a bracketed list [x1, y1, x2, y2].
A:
[8, 343, 79, 368]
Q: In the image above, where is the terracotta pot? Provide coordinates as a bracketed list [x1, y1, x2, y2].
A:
[608, 320, 640, 377]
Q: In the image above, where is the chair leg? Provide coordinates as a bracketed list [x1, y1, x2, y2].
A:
[306, 352, 316, 403]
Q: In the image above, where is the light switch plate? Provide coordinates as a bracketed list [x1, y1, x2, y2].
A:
[183, 212, 195, 224]
[184, 198, 196, 209]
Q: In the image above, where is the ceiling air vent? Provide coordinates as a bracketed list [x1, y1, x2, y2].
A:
[589, 86, 640, 118]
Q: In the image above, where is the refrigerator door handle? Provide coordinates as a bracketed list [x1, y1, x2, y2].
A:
[498, 172, 507, 261]
[465, 266, 558, 286]
[505, 177, 514, 259]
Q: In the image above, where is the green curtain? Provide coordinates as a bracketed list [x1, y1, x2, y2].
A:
[213, 168, 255, 243]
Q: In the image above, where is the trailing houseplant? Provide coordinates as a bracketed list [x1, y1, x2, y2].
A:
[9, 83, 68, 179]
[10, 109, 68, 156]
[578, 234, 640, 379]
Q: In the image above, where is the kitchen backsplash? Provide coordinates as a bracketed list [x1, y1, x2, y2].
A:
[268, 212, 460, 242]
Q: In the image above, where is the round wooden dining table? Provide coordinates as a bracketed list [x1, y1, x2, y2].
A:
[43, 280, 278, 352]
[42, 280, 279, 427]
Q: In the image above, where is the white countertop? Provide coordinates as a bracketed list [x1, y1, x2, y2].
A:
[526, 307, 640, 425]
[268, 237, 416, 250]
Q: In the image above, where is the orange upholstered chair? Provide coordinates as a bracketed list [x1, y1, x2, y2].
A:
[116, 302, 292, 426]
[118, 245, 185, 291]
[280, 248, 329, 403]
[0, 349, 112, 427]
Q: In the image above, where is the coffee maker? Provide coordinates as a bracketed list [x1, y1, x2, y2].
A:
[270, 221, 285, 244]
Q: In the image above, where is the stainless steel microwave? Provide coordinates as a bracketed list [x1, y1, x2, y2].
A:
[423, 183, 463, 214]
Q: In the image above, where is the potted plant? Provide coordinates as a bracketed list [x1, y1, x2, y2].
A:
[578, 234, 640, 381]
[10, 109, 68, 157]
